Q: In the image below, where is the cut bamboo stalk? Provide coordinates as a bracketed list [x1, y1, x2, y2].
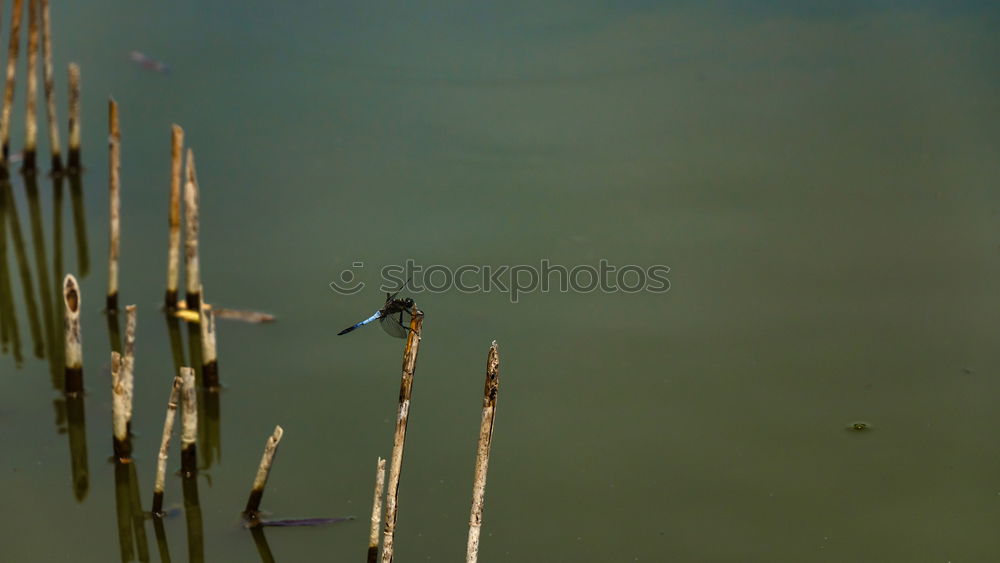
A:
[67, 62, 81, 170]
[122, 304, 136, 426]
[63, 273, 82, 395]
[243, 425, 284, 526]
[380, 306, 424, 563]
[198, 285, 218, 389]
[180, 366, 197, 476]
[466, 341, 501, 563]
[40, 0, 60, 172]
[165, 124, 183, 309]
[367, 457, 387, 563]
[152, 373, 183, 516]
[0, 0, 23, 164]
[107, 98, 120, 311]
[183, 148, 200, 310]
[111, 351, 130, 459]
[22, 0, 39, 172]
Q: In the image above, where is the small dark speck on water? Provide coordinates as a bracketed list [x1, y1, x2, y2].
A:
[847, 422, 871, 432]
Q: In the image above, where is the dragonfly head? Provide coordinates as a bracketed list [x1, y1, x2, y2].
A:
[401, 298, 415, 309]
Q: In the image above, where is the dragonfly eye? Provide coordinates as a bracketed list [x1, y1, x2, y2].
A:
[404, 298, 414, 308]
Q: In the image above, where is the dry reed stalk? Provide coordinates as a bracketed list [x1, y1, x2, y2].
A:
[67, 63, 80, 170]
[40, 0, 60, 171]
[111, 351, 130, 459]
[380, 306, 424, 563]
[122, 304, 136, 425]
[62, 273, 82, 394]
[198, 285, 218, 389]
[367, 457, 387, 563]
[466, 341, 501, 563]
[165, 124, 183, 309]
[22, 0, 39, 172]
[180, 366, 197, 476]
[106, 98, 120, 311]
[243, 425, 284, 526]
[183, 149, 200, 310]
[0, 0, 23, 163]
[152, 374, 183, 516]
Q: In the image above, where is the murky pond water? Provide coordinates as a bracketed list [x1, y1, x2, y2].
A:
[1, 2, 998, 561]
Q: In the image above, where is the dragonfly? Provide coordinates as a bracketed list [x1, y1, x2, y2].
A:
[337, 282, 415, 338]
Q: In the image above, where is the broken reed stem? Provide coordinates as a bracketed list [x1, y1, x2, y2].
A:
[41, 0, 60, 171]
[380, 307, 424, 563]
[152, 374, 183, 516]
[198, 286, 218, 389]
[67, 63, 80, 170]
[243, 425, 284, 524]
[183, 149, 200, 310]
[0, 0, 23, 163]
[180, 366, 197, 476]
[110, 351, 130, 459]
[367, 457, 387, 563]
[122, 304, 137, 426]
[165, 124, 183, 309]
[62, 273, 82, 395]
[22, 0, 39, 172]
[107, 98, 120, 311]
[466, 341, 501, 563]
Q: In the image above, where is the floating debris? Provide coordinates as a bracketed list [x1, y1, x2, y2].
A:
[846, 421, 871, 432]
[213, 308, 275, 324]
[129, 51, 170, 74]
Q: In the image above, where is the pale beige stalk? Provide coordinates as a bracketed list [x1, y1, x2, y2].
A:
[107, 99, 120, 308]
[180, 366, 197, 450]
[0, 0, 23, 161]
[152, 374, 183, 513]
[381, 309, 424, 563]
[62, 274, 81, 370]
[122, 305, 137, 423]
[466, 341, 501, 563]
[165, 125, 183, 306]
[23, 0, 39, 166]
[67, 63, 81, 168]
[368, 457, 387, 562]
[41, 0, 60, 169]
[111, 351, 127, 443]
[183, 149, 200, 307]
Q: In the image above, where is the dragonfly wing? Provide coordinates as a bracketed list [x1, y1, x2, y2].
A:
[379, 307, 412, 338]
